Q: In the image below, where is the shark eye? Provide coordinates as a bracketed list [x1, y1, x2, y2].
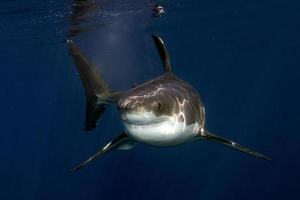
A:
[157, 102, 164, 113]
[158, 102, 162, 110]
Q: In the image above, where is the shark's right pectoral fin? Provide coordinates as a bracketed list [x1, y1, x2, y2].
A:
[201, 130, 271, 161]
[71, 132, 133, 172]
[67, 40, 112, 131]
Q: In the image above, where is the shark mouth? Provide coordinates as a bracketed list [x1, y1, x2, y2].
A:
[121, 112, 172, 126]
[121, 112, 199, 146]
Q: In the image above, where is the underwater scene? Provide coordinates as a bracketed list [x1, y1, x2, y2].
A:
[0, 0, 299, 199]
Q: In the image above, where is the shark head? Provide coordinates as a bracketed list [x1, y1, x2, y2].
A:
[119, 94, 174, 125]
[117, 77, 202, 145]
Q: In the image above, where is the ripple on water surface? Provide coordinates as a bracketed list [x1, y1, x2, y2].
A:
[0, 0, 150, 45]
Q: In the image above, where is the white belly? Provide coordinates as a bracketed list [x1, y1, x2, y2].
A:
[122, 118, 199, 146]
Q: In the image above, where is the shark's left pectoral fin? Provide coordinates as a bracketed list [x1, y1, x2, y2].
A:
[201, 130, 271, 161]
[71, 132, 132, 172]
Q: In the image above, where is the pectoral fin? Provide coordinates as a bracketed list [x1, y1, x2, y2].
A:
[201, 130, 271, 161]
[71, 132, 131, 172]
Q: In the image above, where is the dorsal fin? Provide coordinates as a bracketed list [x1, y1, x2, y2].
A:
[152, 34, 172, 73]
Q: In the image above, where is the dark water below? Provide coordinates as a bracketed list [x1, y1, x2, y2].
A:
[0, 0, 299, 199]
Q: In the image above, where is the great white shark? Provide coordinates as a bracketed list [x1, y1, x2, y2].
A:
[68, 35, 270, 171]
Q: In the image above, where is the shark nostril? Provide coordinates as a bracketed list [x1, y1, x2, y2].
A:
[179, 114, 184, 122]
[158, 102, 162, 110]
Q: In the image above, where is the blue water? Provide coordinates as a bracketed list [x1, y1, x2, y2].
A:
[0, 0, 299, 199]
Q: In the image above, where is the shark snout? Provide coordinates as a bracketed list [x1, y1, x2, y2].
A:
[121, 110, 169, 127]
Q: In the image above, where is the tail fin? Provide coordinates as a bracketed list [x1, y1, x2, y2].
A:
[67, 40, 111, 131]
[201, 130, 271, 161]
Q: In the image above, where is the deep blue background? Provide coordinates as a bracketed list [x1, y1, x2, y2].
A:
[0, 0, 299, 199]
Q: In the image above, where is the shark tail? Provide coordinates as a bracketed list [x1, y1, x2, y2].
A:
[67, 40, 122, 131]
[200, 130, 271, 161]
